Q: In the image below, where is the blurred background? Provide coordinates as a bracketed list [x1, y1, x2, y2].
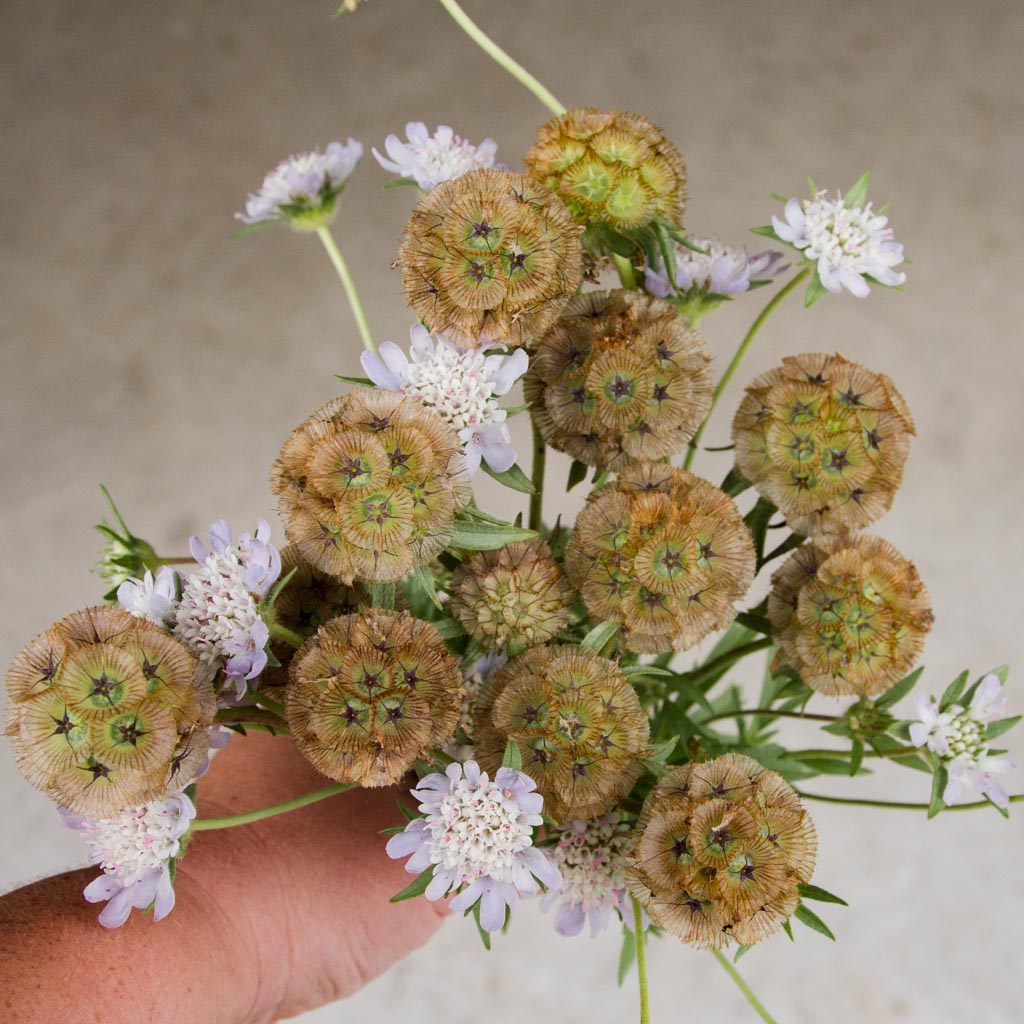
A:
[2, 1, 1022, 1021]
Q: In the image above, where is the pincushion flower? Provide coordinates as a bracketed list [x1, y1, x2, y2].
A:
[60, 791, 195, 928]
[361, 324, 528, 475]
[373, 122, 498, 189]
[645, 236, 786, 300]
[237, 140, 363, 230]
[386, 759, 561, 932]
[771, 177, 906, 297]
[945, 753, 1015, 809]
[117, 566, 178, 626]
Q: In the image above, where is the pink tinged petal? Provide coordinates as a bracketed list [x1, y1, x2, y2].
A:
[522, 847, 562, 892]
[409, 324, 435, 362]
[985, 779, 1011, 810]
[189, 535, 211, 563]
[478, 884, 510, 932]
[372, 143, 404, 177]
[818, 263, 843, 294]
[482, 441, 516, 474]
[406, 122, 429, 146]
[553, 900, 586, 937]
[84, 875, 121, 903]
[462, 760, 481, 786]
[909, 722, 930, 748]
[461, 442, 483, 477]
[97, 887, 136, 929]
[207, 519, 233, 553]
[405, 845, 434, 875]
[512, 857, 539, 896]
[424, 870, 453, 902]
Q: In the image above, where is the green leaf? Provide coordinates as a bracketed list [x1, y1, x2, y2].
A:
[782, 919, 794, 941]
[580, 620, 620, 654]
[849, 739, 865, 777]
[843, 171, 871, 209]
[229, 220, 275, 240]
[749, 225, 782, 241]
[429, 618, 465, 641]
[409, 565, 443, 610]
[928, 764, 948, 818]
[382, 176, 419, 189]
[797, 883, 848, 907]
[733, 944, 753, 963]
[788, 754, 866, 776]
[566, 459, 589, 492]
[874, 666, 925, 708]
[804, 271, 828, 308]
[389, 865, 435, 903]
[987, 715, 1022, 741]
[617, 926, 637, 985]
[379, 825, 406, 836]
[501, 738, 523, 772]
[333, 374, 373, 387]
[940, 670, 969, 711]
[397, 799, 419, 822]
[369, 582, 396, 610]
[480, 461, 535, 494]
[794, 902, 836, 940]
[471, 901, 493, 949]
[769, 191, 789, 204]
[719, 467, 753, 498]
[449, 516, 535, 551]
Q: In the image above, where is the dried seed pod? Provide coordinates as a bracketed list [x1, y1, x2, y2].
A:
[626, 753, 817, 950]
[526, 290, 712, 471]
[285, 609, 463, 786]
[395, 168, 583, 349]
[767, 533, 933, 696]
[270, 390, 470, 583]
[732, 353, 915, 535]
[565, 464, 755, 654]
[472, 645, 650, 823]
[5, 606, 214, 817]
[449, 538, 573, 654]
[524, 108, 686, 231]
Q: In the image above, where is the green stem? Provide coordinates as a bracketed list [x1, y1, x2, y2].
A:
[710, 949, 778, 1024]
[632, 898, 650, 1024]
[699, 707, 837, 727]
[795, 790, 1024, 812]
[683, 269, 809, 471]
[686, 637, 774, 688]
[214, 706, 289, 733]
[246, 689, 287, 719]
[269, 621, 305, 649]
[436, 0, 566, 116]
[613, 253, 638, 290]
[781, 746, 921, 761]
[529, 419, 546, 531]
[315, 226, 376, 353]
[190, 783, 354, 831]
[155, 556, 194, 565]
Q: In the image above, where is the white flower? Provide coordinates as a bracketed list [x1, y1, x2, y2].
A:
[361, 325, 528, 475]
[945, 752, 1016, 810]
[117, 566, 178, 626]
[373, 122, 497, 190]
[645, 236, 786, 298]
[909, 693, 956, 756]
[772, 186, 905, 297]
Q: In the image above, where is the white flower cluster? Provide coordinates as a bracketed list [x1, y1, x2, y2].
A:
[373, 122, 497, 190]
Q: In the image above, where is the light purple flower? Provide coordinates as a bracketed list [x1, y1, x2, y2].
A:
[645, 236, 786, 299]
[945, 753, 1016, 810]
[386, 759, 560, 932]
[909, 693, 955, 756]
[373, 122, 497, 190]
[117, 566, 178, 627]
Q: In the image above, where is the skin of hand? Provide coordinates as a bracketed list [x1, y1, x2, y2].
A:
[0, 732, 448, 1024]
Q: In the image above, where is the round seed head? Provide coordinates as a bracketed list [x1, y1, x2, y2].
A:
[732, 353, 915, 535]
[285, 609, 463, 786]
[526, 290, 712, 471]
[449, 537, 573, 654]
[626, 753, 817, 950]
[565, 464, 755, 654]
[472, 645, 650, 823]
[768, 533, 933, 696]
[270, 390, 470, 583]
[395, 168, 583, 349]
[524, 108, 686, 231]
[5, 606, 214, 816]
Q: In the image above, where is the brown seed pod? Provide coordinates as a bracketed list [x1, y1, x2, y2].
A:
[767, 532, 933, 696]
[472, 645, 650, 823]
[270, 390, 470, 584]
[525, 290, 712, 471]
[524, 108, 686, 231]
[626, 753, 817, 950]
[732, 353, 915, 536]
[449, 537, 573, 654]
[565, 464, 755, 654]
[395, 167, 583, 349]
[4, 606, 214, 817]
[285, 609, 463, 786]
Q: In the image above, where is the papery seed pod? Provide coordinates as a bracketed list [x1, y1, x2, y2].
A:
[565, 464, 755, 654]
[767, 533, 933, 696]
[395, 168, 583, 349]
[524, 108, 686, 231]
[732, 353, 915, 536]
[626, 753, 817, 950]
[285, 609, 463, 786]
[472, 645, 650, 823]
[525, 290, 712, 471]
[4, 606, 214, 817]
[449, 538, 573, 654]
[270, 390, 470, 583]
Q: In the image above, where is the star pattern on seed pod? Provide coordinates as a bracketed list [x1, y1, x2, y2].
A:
[5, 606, 214, 817]
[565, 464, 755, 654]
[285, 609, 464, 786]
[732, 353, 915, 536]
[626, 753, 817, 950]
[525, 289, 712, 471]
[270, 390, 470, 584]
[767, 532, 934, 697]
[395, 167, 583, 349]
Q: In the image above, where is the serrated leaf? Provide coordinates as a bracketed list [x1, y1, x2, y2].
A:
[389, 865, 435, 903]
[566, 459, 589, 492]
[333, 374, 373, 387]
[480, 461, 535, 494]
[804, 271, 828, 308]
[875, 666, 925, 708]
[409, 565, 443, 610]
[928, 764, 948, 818]
[502, 738, 523, 772]
[580, 620, 620, 654]
[843, 171, 871, 209]
[794, 902, 835, 940]
[449, 517, 534, 551]
[797, 883, 848, 907]
[617, 927, 637, 986]
[987, 715, 1022, 741]
[940, 670, 970, 711]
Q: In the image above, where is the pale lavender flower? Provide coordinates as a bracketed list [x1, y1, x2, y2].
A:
[372, 122, 497, 190]
[59, 791, 196, 928]
[386, 759, 560, 932]
[361, 325, 527, 476]
[117, 566, 178, 627]
[645, 236, 786, 299]
[237, 140, 363, 229]
[945, 752, 1016, 810]
[909, 693, 955, 756]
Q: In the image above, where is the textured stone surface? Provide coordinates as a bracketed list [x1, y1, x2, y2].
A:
[1, 1, 1022, 1021]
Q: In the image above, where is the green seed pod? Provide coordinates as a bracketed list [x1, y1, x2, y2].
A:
[285, 609, 463, 786]
[565, 464, 755, 654]
[395, 168, 583, 349]
[525, 290, 712, 471]
[4, 606, 214, 817]
[472, 645, 650, 823]
[732, 353, 915, 536]
[767, 532, 933, 696]
[626, 753, 817, 950]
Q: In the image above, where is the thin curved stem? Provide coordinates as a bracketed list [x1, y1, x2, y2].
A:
[214, 706, 289, 733]
[699, 707, 838, 727]
[315, 226, 376, 353]
[528, 419, 546, 531]
[632, 898, 650, 1024]
[269, 622, 305, 649]
[795, 790, 1024, 812]
[155, 556, 194, 565]
[246, 689, 286, 719]
[781, 746, 921, 761]
[190, 782, 354, 831]
[710, 949, 778, 1024]
[437, 0, 566, 116]
[685, 638, 774, 688]
[683, 268, 810, 471]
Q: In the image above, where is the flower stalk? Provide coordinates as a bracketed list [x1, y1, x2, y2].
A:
[633, 897, 650, 1024]
[315, 226, 376, 353]
[190, 783, 354, 831]
[710, 949, 778, 1024]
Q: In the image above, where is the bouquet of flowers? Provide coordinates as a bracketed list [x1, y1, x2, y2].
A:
[4, 2, 1019, 1020]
